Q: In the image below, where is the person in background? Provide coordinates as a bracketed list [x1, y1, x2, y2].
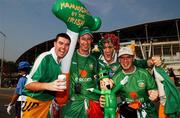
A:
[62, 28, 103, 118]
[7, 61, 31, 118]
[167, 68, 176, 84]
[21, 33, 71, 117]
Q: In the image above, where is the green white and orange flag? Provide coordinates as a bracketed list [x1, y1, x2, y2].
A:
[153, 66, 180, 118]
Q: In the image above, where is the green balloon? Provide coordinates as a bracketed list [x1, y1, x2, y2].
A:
[52, 0, 101, 32]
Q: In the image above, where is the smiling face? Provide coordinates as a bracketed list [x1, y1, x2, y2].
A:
[119, 54, 134, 71]
[54, 36, 70, 61]
[78, 33, 93, 55]
[103, 41, 115, 64]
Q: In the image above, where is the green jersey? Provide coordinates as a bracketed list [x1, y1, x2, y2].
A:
[23, 47, 62, 101]
[69, 51, 99, 101]
[63, 51, 99, 118]
[113, 67, 157, 103]
[113, 67, 158, 118]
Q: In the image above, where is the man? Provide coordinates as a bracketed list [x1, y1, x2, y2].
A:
[62, 28, 103, 118]
[97, 34, 162, 77]
[113, 47, 158, 118]
[7, 61, 31, 118]
[21, 33, 71, 117]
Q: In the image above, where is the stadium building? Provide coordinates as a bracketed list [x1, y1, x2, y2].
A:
[16, 18, 180, 76]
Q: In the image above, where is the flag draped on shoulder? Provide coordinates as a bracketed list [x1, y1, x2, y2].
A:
[153, 66, 180, 118]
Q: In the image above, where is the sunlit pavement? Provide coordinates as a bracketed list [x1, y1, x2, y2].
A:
[0, 87, 180, 118]
[0, 88, 15, 118]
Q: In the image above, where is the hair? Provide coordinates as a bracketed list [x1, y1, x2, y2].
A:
[54, 33, 71, 43]
[18, 67, 31, 73]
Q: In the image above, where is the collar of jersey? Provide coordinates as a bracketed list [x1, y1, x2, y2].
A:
[99, 50, 117, 65]
[122, 66, 137, 75]
[50, 47, 62, 64]
[77, 50, 90, 57]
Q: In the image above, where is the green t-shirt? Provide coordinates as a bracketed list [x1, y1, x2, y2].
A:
[23, 48, 61, 101]
[113, 67, 157, 103]
[69, 51, 99, 101]
[113, 67, 158, 118]
[98, 59, 120, 74]
[63, 51, 99, 118]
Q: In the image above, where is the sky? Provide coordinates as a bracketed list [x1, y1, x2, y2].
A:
[0, 0, 180, 62]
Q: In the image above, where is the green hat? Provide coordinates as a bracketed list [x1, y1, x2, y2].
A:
[79, 27, 93, 38]
[98, 69, 109, 81]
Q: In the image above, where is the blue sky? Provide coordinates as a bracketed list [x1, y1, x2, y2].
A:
[0, 0, 180, 62]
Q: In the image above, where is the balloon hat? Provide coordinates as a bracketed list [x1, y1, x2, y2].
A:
[52, 0, 101, 33]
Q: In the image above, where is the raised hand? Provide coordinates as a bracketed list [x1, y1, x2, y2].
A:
[148, 56, 162, 67]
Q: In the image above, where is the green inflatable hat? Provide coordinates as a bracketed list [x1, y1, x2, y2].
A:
[98, 69, 109, 81]
[79, 28, 93, 38]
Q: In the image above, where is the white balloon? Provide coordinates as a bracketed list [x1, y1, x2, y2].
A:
[61, 29, 79, 73]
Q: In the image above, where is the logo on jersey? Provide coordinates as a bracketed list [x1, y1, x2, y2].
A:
[129, 92, 138, 99]
[80, 69, 87, 78]
[89, 63, 94, 69]
[137, 81, 145, 88]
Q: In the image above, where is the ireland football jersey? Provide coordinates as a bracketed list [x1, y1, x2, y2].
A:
[69, 51, 99, 101]
[113, 67, 157, 103]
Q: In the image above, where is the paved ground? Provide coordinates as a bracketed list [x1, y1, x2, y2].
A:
[0, 88, 16, 118]
[0, 86, 180, 118]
